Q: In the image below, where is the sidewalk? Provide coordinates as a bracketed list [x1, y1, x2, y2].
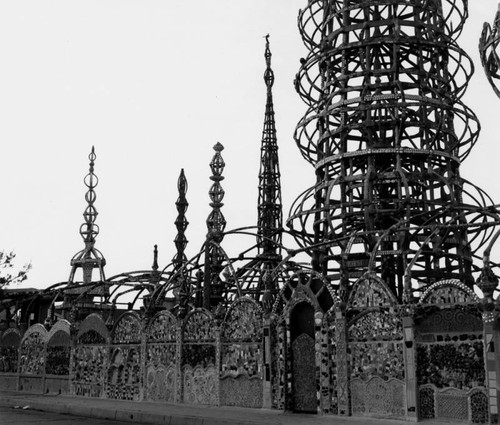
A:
[0, 390, 452, 425]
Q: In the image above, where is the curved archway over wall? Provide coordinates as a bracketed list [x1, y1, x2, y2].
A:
[271, 271, 336, 414]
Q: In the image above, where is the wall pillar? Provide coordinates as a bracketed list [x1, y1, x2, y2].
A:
[175, 321, 183, 403]
[316, 311, 330, 414]
[335, 308, 349, 415]
[403, 315, 417, 421]
[215, 325, 221, 407]
[483, 316, 498, 424]
[262, 316, 272, 409]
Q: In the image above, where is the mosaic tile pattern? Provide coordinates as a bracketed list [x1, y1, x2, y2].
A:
[351, 377, 405, 417]
[416, 340, 485, 389]
[183, 364, 217, 405]
[222, 298, 262, 342]
[147, 311, 177, 342]
[19, 326, 47, 375]
[220, 375, 262, 407]
[46, 346, 70, 375]
[418, 385, 435, 419]
[183, 310, 216, 342]
[292, 333, 316, 412]
[145, 364, 176, 402]
[0, 347, 19, 373]
[72, 344, 107, 397]
[112, 314, 142, 344]
[106, 346, 141, 401]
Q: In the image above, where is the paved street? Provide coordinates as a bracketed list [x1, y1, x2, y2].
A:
[0, 405, 115, 425]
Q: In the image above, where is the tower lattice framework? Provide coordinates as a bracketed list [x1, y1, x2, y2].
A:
[288, 0, 500, 302]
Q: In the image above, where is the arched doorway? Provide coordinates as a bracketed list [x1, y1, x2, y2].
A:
[290, 301, 316, 413]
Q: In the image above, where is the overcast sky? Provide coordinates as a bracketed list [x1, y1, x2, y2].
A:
[2, 1, 500, 289]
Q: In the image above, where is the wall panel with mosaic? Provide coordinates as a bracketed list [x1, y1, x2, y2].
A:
[0, 328, 21, 373]
[106, 312, 142, 401]
[415, 304, 487, 423]
[220, 298, 263, 408]
[145, 310, 177, 402]
[18, 324, 47, 393]
[71, 314, 109, 398]
[45, 321, 71, 376]
[182, 309, 218, 405]
[346, 276, 406, 418]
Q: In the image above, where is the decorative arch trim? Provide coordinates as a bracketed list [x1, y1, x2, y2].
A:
[146, 309, 178, 342]
[77, 313, 109, 341]
[183, 308, 216, 342]
[222, 296, 263, 342]
[347, 273, 399, 309]
[272, 270, 339, 317]
[418, 279, 479, 305]
[20, 323, 47, 345]
[1, 328, 22, 346]
[111, 311, 142, 344]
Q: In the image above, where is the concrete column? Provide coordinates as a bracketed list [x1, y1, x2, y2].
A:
[335, 308, 349, 415]
[403, 315, 418, 421]
[262, 316, 272, 409]
[483, 318, 498, 424]
[175, 321, 183, 403]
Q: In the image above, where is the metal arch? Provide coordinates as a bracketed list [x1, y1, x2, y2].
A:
[480, 4, 500, 98]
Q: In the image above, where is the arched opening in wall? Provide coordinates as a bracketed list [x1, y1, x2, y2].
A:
[290, 301, 316, 413]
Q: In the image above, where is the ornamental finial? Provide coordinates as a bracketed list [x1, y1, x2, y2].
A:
[207, 143, 226, 241]
[264, 34, 274, 89]
[68, 146, 106, 286]
[80, 146, 99, 246]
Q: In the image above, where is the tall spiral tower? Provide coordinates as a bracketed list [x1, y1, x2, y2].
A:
[288, 0, 500, 302]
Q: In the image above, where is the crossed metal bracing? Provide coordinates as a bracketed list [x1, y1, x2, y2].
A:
[287, 0, 500, 302]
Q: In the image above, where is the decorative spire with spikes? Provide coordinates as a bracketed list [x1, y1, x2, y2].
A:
[172, 168, 189, 270]
[203, 143, 226, 310]
[68, 147, 106, 285]
[206, 142, 227, 241]
[172, 169, 190, 318]
[257, 35, 283, 260]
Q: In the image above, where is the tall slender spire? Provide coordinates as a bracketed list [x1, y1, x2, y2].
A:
[203, 143, 226, 310]
[257, 35, 283, 260]
[172, 168, 189, 270]
[173, 169, 190, 318]
[68, 146, 106, 285]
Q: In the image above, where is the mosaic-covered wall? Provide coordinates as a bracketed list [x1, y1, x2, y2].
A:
[145, 310, 177, 402]
[415, 281, 489, 423]
[72, 313, 109, 398]
[220, 298, 263, 408]
[107, 313, 142, 401]
[182, 309, 218, 405]
[346, 276, 406, 418]
[0, 284, 493, 423]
